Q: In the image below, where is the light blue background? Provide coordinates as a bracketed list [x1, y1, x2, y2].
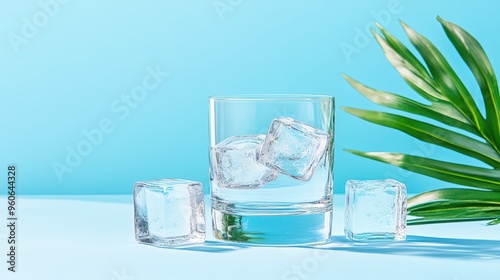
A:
[1, 0, 497, 195]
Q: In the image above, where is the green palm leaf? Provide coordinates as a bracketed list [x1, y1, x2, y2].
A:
[438, 17, 500, 151]
[372, 26, 445, 102]
[488, 219, 500, 226]
[401, 22, 486, 132]
[343, 75, 479, 135]
[343, 17, 500, 225]
[375, 23, 431, 81]
[408, 188, 500, 207]
[345, 150, 500, 191]
[343, 108, 500, 167]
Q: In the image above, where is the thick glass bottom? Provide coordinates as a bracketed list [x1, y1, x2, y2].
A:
[212, 205, 332, 246]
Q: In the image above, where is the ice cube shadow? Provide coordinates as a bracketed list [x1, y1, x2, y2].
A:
[172, 240, 251, 253]
[311, 235, 500, 260]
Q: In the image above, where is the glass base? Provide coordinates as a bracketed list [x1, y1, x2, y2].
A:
[212, 207, 332, 246]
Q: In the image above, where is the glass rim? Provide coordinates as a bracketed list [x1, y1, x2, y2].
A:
[209, 94, 334, 101]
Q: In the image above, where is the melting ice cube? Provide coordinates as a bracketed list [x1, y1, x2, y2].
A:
[210, 135, 279, 188]
[257, 117, 330, 181]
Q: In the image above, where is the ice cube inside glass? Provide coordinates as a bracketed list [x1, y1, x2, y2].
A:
[344, 179, 407, 241]
[258, 117, 331, 181]
[134, 179, 205, 247]
[210, 135, 278, 189]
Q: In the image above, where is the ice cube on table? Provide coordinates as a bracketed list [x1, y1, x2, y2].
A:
[210, 135, 279, 189]
[134, 179, 205, 247]
[344, 179, 407, 241]
[257, 117, 331, 181]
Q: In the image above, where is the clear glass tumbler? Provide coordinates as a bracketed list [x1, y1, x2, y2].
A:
[209, 95, 335, 245]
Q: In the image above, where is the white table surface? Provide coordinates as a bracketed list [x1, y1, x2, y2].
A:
[0, 195, 499, 280]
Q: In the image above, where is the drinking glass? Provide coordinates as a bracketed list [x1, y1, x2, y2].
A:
[209, 94, 335, 245]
